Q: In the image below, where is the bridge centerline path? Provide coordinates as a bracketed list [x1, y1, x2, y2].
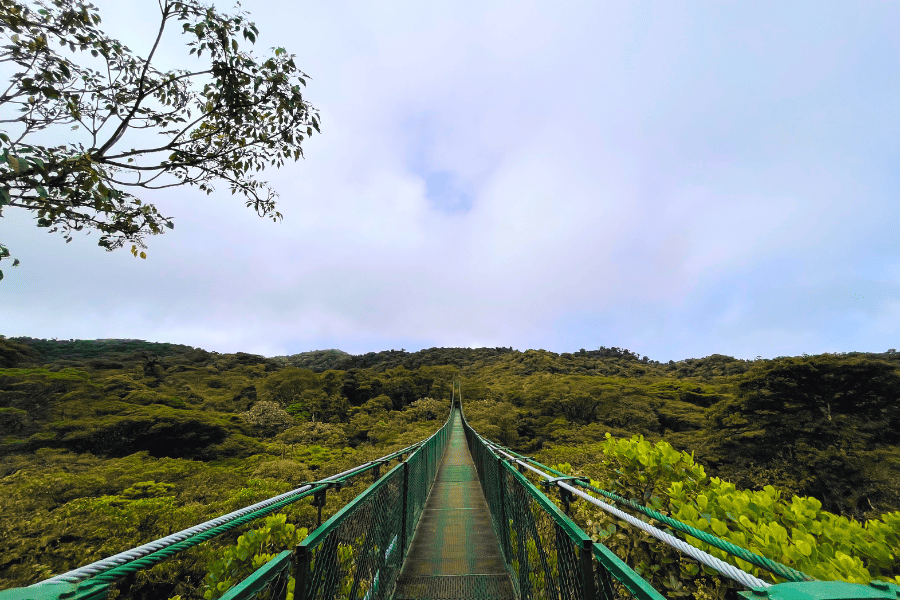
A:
[393, 409, 514, 600]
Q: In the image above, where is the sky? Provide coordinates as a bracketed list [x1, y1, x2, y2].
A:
[1, 0, 899, 362]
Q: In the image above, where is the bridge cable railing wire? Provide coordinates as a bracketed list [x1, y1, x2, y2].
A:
[458, 394, 665, 600]
[208, 395, 457, 600]
[33, 440, 425, 588]
[485, 442, 769, 590]
[483, 440, 815, 586]
[31, 439, 426, 587]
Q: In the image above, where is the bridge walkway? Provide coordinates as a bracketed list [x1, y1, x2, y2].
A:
[393, 409, 514, 600]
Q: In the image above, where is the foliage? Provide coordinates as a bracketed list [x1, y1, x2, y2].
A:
[201, 513, 307, 600]
[549, 434, 900, 599]
[0, 0, 319, 276]
[2, 338, 900, 599]
[276, 422, 347, 447]
[242, 401, 294, 438]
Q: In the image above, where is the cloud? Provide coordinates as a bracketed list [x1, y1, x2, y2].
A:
[1, 0, 898, 362]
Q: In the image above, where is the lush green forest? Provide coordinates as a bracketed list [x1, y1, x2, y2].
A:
[1, 336, 898, 599]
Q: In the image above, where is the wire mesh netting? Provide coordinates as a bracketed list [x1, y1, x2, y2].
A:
[213, 407, 452, 600]
[301, 468, 405, 600]
[393, 411, 515, 599]
[464, 412, 661, 600]
[220, 550, 293, 600]
[290, 410, 452, 600]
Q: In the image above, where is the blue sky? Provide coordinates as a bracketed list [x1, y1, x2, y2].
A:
[1, 0, 898, 362]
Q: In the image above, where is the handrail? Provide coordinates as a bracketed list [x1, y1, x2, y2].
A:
[488, 442, 770, 589]
[34, 439, 426, 587]
[0, 408, 452, 600]
[459, 395, 900, 600]
[286, 401, 456, 600]
[486, 440, 816, 584]
[457, 392, 667, 600]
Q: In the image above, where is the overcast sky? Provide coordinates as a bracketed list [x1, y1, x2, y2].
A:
[1, 1, 898, 362]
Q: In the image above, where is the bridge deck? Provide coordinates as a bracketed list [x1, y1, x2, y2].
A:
[393, 410, 514, 600]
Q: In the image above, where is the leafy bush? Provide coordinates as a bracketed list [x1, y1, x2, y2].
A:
[121, 481, 176, 500]
[556, 433, 900, 600]
[242, 402, 294, 438]
[201, 514, 307, 600]
[51, 406, 229, 458]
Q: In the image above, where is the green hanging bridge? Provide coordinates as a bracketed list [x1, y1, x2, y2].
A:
[3, 383, 899, 600]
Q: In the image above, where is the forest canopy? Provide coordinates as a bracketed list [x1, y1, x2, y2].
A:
[1, 336, 898, 598]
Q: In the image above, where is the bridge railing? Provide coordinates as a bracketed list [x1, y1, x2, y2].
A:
[1, 404, 454, 600]
[224, 404, 455, 600]
[459, 402, 665, 600]
[459, 397, 900, 600]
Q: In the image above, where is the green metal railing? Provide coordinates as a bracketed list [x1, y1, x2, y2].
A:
[289, 408, 453, 600]
[0, 409, 453, 600]
[459, 396, 665, 600]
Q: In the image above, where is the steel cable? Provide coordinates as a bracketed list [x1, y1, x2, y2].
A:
[488, 443, 772, 590]
[34, 441, 423, 586]
[487, 439, 815, 584]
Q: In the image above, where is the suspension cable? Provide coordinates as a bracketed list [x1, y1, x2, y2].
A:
[34, 440, 425, 586]
[484, 438, 814, 584]
[487, 442, 772, 590]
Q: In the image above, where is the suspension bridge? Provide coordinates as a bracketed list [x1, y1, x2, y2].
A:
[2, 383, 898, 600]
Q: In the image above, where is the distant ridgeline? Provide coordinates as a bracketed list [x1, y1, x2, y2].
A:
[7, 336, 896, 375]
[275, 346, 677, 373]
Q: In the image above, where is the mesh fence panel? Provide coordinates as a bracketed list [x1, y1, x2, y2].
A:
[220, 551, 293, 600]
[404, 419, 449, 554]
[464, 415, 663, 600]
[301, 467, 404, 600]
[288, 413, 452, 600]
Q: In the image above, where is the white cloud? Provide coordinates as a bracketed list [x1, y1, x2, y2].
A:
[2, 0, 898, 361]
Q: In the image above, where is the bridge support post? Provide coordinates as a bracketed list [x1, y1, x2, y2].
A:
[400, 460, 410, 555]
[559, 487, 574, 516]
[580, 540, 597, 600]
[311, 489, 327, 528]
[497, 457, 511, 562]
[292, 546, 311, 600]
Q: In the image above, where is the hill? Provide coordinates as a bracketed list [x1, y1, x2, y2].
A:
[1, 336, 898, 598]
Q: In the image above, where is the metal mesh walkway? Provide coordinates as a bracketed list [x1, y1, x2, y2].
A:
[393, 410, 514, 600]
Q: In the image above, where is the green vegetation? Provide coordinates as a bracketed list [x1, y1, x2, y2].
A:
[538, 435, 899, 600]
[1, 336, 899, 599]
[0, 0, 320, 277]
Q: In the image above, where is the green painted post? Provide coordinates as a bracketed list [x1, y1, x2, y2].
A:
[580, 540, 597, 600]
[311, 488, 327, 528]
[400, 460, 410, 555]
[292, 546, 311, 600]
[497, 457, 511, 562]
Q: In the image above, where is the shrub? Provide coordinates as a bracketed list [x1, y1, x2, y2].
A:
[557, 433, 900, 599]
[201, 514, 307, 600]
